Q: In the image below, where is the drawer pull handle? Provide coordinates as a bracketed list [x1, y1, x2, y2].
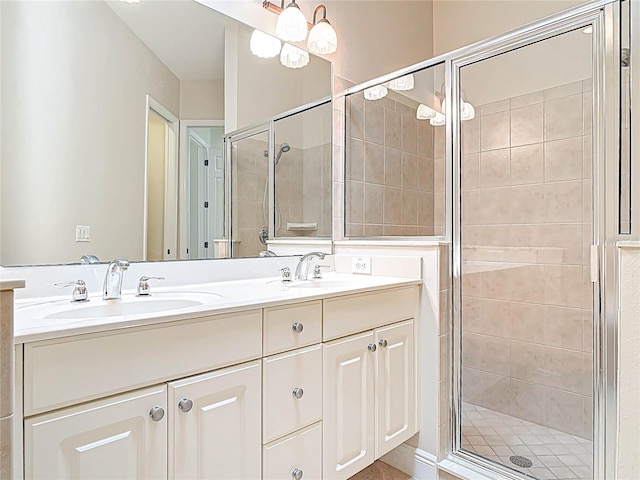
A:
[292, 322, 304, 333]
[379, 339, 388, 348]
[178, 398, 193, 413]
[292, 468, 304, 480]
[367, 343, 377, 352]
[292, 387, 304, 399]
[149, 406, 165, 422]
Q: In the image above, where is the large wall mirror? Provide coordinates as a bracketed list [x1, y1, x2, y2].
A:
[0, 0, 332, 267]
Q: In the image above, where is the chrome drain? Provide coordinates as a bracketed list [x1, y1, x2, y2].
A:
[509, 455, 533, 468]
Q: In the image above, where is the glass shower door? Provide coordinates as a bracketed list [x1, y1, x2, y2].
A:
[457, 27, 594, 480]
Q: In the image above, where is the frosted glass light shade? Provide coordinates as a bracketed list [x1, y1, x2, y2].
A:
[250, 29, 282, 58]
[389, 74, 415, 91]
[429, 111, 446, 126]
[461, 101, 476, 121]
[280, 43, 309, 69]
[416, 104, 436, 120]
[275, 3, 308, 42]
[364, 85, 388, 100]
[307, 21, 337, 54]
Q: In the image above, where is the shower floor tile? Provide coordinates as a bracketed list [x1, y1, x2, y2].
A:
[462, 403, 592, 480]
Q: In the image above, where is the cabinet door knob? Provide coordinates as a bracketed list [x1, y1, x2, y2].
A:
[379, 339, 388, 348]
[149, 406, 165, 422]
[292, 322, 304, 333]
[178, 398, 193, 413]
[292, 387, 304, 399]
[367, 343, 377, 352]
[291, 468, 304, 480]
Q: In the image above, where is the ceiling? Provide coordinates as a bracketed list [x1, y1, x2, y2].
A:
[106, 0, 241, 81]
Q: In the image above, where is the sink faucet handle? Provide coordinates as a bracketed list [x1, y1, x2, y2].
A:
[280, 267, 292, 284]
[137, 276, 165, 296]
[54, 280, 89, 303]
[312, 264, 331, 279]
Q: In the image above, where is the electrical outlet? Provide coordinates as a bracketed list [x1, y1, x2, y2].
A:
[351, 257, 372, 275]
[75, 225, 90, 242]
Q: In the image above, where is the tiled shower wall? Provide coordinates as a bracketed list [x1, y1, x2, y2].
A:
[345, 92, 439, 236]
[461, 79, 594, 439]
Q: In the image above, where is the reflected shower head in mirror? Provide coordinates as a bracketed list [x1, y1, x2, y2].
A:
[262, 143, 291, 164]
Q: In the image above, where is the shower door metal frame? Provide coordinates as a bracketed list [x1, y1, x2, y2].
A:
[447, 2, 620, 479]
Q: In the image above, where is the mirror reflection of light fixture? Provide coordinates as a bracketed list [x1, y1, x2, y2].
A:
[307, 5, 337, 54]
[430, 111, 446, 127]
[416, 104, 437, 120]
[280, 43, 310, 68]
[461, 101, 476, 121]
[250, 29, 282, 58]
[389, 74, 415, 91]
[583, 25, 593, 34]
[364, 85, 388, 100]
[274, 0, 308, 42]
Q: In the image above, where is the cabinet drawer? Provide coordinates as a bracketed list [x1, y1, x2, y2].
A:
[263, 422, 322, 480]
[263, 301, 322, 355]
[263, 344, 322, 443]
[24, 310, 262, 416]
[323, 286, 418, 341]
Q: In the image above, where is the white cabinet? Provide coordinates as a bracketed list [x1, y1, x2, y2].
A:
[323, 320, 416, 480]
[323, 331, 376, 480]
[263, 422, 322, 480]
[168, 361, 261, 480]
[25, 385, 167, 480]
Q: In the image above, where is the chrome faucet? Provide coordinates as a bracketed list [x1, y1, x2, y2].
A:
[294, 252, 326, 281]
[103, 259, 129, 299]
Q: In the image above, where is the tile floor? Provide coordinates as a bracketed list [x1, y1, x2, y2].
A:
[348, 460, 411, 480]
[462, 403, 593, 480]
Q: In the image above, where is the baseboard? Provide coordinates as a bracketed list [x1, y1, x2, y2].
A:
[381, 443, 438, 480]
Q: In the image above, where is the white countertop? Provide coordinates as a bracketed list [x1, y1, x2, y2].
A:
[13, 273, 421, 344]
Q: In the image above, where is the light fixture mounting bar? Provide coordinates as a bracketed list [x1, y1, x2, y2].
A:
[262, 1, 314, 30]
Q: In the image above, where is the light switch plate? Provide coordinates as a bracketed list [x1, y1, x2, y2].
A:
[352, 257, 372, 275]
[76, 225, 90, 242]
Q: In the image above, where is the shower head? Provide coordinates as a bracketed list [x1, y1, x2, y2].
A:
[275, 143, 290, 165]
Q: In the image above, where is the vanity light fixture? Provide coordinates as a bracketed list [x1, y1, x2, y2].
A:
[273, 0, 309, 42]
[250, 29, 282, 58]
[461, 101, 476, 121]
[429, 111, 446, 127]
[364, 85, 388, 100]
[389, 74, 415, 91]
[307, 5, 337, 54]
[416, 104, 437, 120]
[280, 43, 310, 68]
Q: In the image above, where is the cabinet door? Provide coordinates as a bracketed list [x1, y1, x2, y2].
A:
[375, 320, 416, 458]
[323, 331, 375, 480]
[25, 385, 167, 480]
[168, 360, 261, 480]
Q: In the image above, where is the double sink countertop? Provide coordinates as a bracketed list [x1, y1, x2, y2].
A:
[13, 273, 421, 344]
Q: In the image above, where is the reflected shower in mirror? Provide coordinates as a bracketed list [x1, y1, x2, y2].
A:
[344, 63, 447, 237]
[0, 0, 332, 266]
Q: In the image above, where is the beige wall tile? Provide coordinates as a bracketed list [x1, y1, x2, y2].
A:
[364, 101, 384, 144]
[511, 340, 546, 384]
[401, 189, 418, 225]
[511, 103, 543, 147]
[479, 187, 511, 224]
[583, 179, 592, 223]
[544, 94, 583, 141]
[384, 148, 402, 187]
[402, 115, 418, 154]
[545, 137, 583, 182]
[417, 156, 434, 192]
[418, 121, 434, 157]
[545, 346, 583, 394]
[480, 99, 510, 115]
[348, 181, 364, 223]
[402, 226, 418, 236]
[543, 81, 582, 101]
[402, 153, 418, 190]
[384, 108, 402, 150]
[511, 379, 546, 425]
[480, 148, 511, 187]
[511, 184, 546, 224]
[348, 138, 364, 181]
[364, 184, 384, 224]
[583, 92, 592, 135]
[462, 153, 480, 189]
[582, 396, 593, 440]
[583, 135, 592, 179]
[481, 111, 510, 151]
[462, 367, 512, 415]
[346, 223, 363, 236]
[417, 192, 434, 227]
[434, 157, 446, 194]
[364, 142, 385, 184]
[582, 353, 593, 397]
[383, 186, 402, 224]
[544, 180, 583, 223]
[510, 302, 545, 344]
[434, 125, 445, 159]
[349, 95, 365, 140]
[383, 225, 403, 235]
[538, 223, 583, 265]
[511, 143, 544, 185]
[544, 264, 585, 309]
[363, 223, 383, 236]
[463, 298, 511, 338]
[583, 311, 593, 353]
[510, 91, 544, 109]
[0, 416, 13, 480]
[462, 117, 480, 154]
[544, 387, 583, 437]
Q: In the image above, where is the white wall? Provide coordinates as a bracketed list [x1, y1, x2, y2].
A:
[180, 80, 224, 120]
[0, 1, 180, 265]
[198, 0, 434, 86]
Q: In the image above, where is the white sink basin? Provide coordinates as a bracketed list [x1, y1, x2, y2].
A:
[19, 292, 223, 321]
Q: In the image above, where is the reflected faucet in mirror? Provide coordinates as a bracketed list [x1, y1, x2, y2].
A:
[80, 255, 101, 264]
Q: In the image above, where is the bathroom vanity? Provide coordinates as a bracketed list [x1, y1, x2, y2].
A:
[12, 274, 420, 480]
